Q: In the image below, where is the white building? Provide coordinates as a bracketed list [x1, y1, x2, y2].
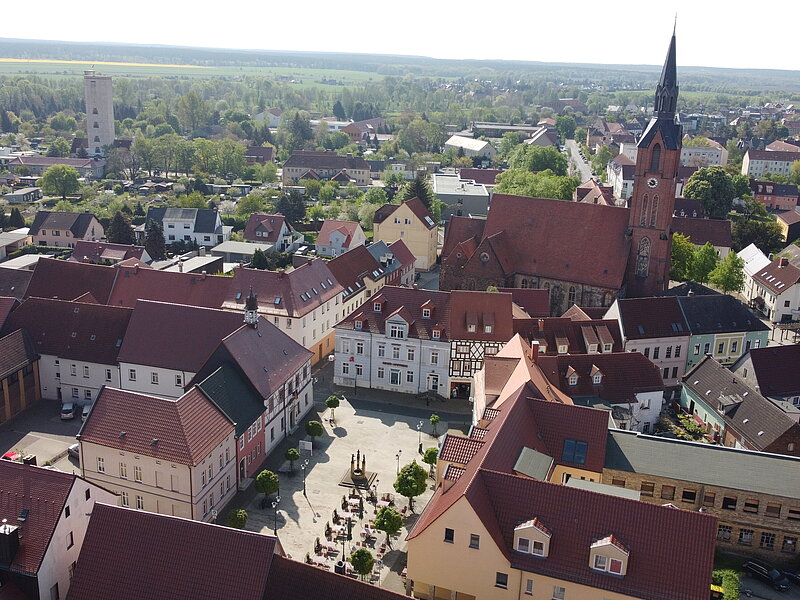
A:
[738, 243, 771, 304]
[145, 207, 230, 248]
[84, 70, 115, 157]
[746, 256, 800, 323]
[742, 149, 798, 179]
[444, 135, 497, 159]
[431, 173, 491, 222]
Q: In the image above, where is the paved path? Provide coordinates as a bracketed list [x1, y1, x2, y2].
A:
[565, 138, 594, 182]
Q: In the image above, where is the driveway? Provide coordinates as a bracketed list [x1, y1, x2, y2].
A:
[565, 139, 594, 183]
[0, 399, 82, 466]
[741, 573, 800, 600]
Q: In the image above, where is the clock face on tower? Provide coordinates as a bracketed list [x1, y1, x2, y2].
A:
[647, 177, 659, 189]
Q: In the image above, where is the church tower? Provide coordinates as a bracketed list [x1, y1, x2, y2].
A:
[624, 30, 682, 298]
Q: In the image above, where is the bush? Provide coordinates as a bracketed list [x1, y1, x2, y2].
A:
[712, 569, 740, 600]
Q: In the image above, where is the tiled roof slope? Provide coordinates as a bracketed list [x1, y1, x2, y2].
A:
[672, 216, 732, 248]
[2, 298, 131, 364]
[79, 387, 233, 465]
[25, 258, 117, 303]
[283, 150, 369, 170]
[108, 264, 231, 308]
[243, 213, 292, 243]
[0, 296, 18, 330]
[28, 211, 98, 237]
[317, 220, 360, 247]
[69, 241, 146, 264]
[752, 258, 800, 295]
[117, 300, 243, 372]
[0, 269, 32, 300]
[676, 295, 769, 334]
[0, 462, 75, 575]
[746, 345, 800, 396]
[326, 244, 379, 293]
[373, 197, 437, 229]
[441, 215, 486, 261]
[513, 317, 623, 354]
[615, 296, 689, 339]
[0, 329, 38, 379]
[448, 290, 514, 341]
[196, 365, 264, 437]
[65, 503, 276, 600]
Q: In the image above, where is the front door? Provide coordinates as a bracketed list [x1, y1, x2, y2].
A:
[239, 459, 246, 481]
[427, 374, 439, 391]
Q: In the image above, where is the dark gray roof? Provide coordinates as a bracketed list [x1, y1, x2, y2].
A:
[638, 117, 682, 151]
[0, 268, 32, 300]
[146, 207, 221, 234]
[659, 281, 719, 297]
[196, 364, 264, 438]
[366, 241, 402, 278]
[29, 211, 98, 237]
[676, 294, 768, 335]
[605, 429, 800, 498]
[513, 446, 553, 480]
[192, 209, 221, 234]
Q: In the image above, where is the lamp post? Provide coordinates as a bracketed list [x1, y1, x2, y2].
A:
[395, 450, 402, 475]
[301, 459, 310, 496]
[417, 420, 424, 454]
[271, 495, 281, 536]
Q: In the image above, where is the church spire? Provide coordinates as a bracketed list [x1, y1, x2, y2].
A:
[653, 31, 678, 119]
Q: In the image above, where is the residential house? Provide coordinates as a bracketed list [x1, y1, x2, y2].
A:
[606, 153, 635, 200]
[78, 386, 237, 522]
[777, 210, 800, 243]
[672, 216, 732, 257]
[574, 179, 617, 206]
[603, 429, 800, 561]
[69, 241, 150, 265]
[680, 138, 728, 167]
[746, 256, 800, 323]
[0, 230, 32, 260]
[116, 300, 243, 399]
[371, 240, 415, 287]
[431, 173, 491, 222]
[315, 220, 366, 257]
[3, 186, 41, 204]
[512, 314, 623, 357]
[471, 122, 549, 138]
[373, 198, 438, 271]
[145, 207, 229, 248]
[0, 462, 117, 600]
[243, 213, 303, 252]
[24, 257, 117, 303]
[29, 211, 104, 248]
[211, 240, 275, 263]
[334, 287, 451, 395]
[192, 294, 314, 480]
[444, 135, 497, 159]
[679, 355, 800, 455]
[407, 350, 717, 600]
[254, 107, 283, 127]
[750, 180, 798, 211]
[65, 503, 411, 600]
[738, 243, 772, 302]
[342, 117, 387, 144]
[733, 345, 800, 408]
[282, 151, 370, 187]
[0, 328, 40, 425]
[5, 156, 104, 178]
[221, 260, 344, 364]
[605, 296, 691, 390]
[522, 127, 558, 147]
[742, 149, 798, 179]
[2, 298, 132, 404]
[766, 140, 800, 153]
[244, 145, 274, 165]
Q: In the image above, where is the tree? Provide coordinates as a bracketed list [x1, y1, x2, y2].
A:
[732, 219, 784, 254]
[301, 178, 321, 199]
[350, 547, 375, 581]
[326, 395, 340, 422]
[332, 100, 347, 121]
[177, 89, 211, 133]
[731, 173, 751, 199]
[227, 509, 248, 529]
[275, 190, 306, 223]
[38, 164, 79, 200]
[495, 168, 579, 201]
[107, 211, 136, 245]
[251, 248, 269, 270]
[397, 175, 435, 210]
[305, 420, 324, 442]
[46, 137, 71, 157]
[364, 187, 387, 205]
[429, 414, 440, 436]
[257, 161, 278, 184]
[683, 166, 736, 217]
[422, 447, 438, 477]
[498, 132, 523, 157]
[373, 506, 403, 549]
[144, 220, 166, 261]
[9, 208, 24, 228]
[790, 161, 800, 186]
[285, 447, 300, 472]
[508, 144, 568, 176]
[393, 461, 428, 510]
[555, 115, 577, 140]
[670, 233, 695, 281]
[217, 139, 246, 179]
[236, 193, 266, 216]
[709, 252, 745, 293]
[590, 145, 614, 176]
[254, 469, 279, 501]
[690, 243, 720, 284]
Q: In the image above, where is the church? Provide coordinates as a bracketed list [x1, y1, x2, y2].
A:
[440, 32, 683, 315]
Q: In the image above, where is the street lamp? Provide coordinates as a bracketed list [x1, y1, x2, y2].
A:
[417, 420, 424, 453]
[271, 495, 281, 536]
[395, 450, 402, 475]
[301, 459, 310, 496]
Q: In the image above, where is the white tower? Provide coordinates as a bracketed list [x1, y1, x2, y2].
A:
[84, 70, 115, 157]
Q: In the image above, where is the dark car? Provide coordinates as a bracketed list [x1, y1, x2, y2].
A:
[782, 570, 800, 585]
[743, 560, 790, 591]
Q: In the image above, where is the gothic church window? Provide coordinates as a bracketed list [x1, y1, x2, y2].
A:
[650, 144, 661, 172]
[636, 237, 651, 277]
[568, 286, 577, 304]
[640, 194, 649, 226]
[650, 195, 659, 227]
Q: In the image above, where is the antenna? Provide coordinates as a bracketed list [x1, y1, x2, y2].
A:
[673, 14, 677, 35]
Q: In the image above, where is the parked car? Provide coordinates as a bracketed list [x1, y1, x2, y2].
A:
[743, 560, 790, 591]
[67, 443, 80, 459]
[60, 402, 75, 420]
[81, 404, 91, 422]
[782, 570, 800, 585]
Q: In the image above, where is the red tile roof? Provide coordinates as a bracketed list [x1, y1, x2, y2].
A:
[746, 345, 800, 396]
[448, 290, 514, 341]
[283, 151, 369, 171]
[458, 168, 503, 186]
[374, 198, 437, 230]
[498, 288, 549, 317]
[513, 317, 623, 355]
[778, 211, 800, 226]
[0, 462, 76, 575]
[316, 220, 361, 248]
[3, 298, 131, 365]
[672, 217, 732, 248]
[0, 296, 18, 330]
[108, 264, 230, 308]
[441, 215, 486, 262]
[439, 434, 485, 464]
[326, 245, 379, 293]
[79, 387, 234, 465]
[25, 258, 117, 303]
[243, 213, 293, 243]
[117, 300, 243, 373]
[65, 503, 276, 600]
[752, 257, 800, 294]
[70, 241, 146, 264]
[387, 239, 415, 270]
[747, 149, 800, 162]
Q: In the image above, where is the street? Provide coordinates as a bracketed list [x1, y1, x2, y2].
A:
[565, 138, 594, 183]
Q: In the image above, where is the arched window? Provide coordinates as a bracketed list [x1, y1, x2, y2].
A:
[639, 194, 649, 226]
[636, 237, 651, 277]
[568, 286, 577, 304]
[650, 195, 659, 227]
[521, 278, 529, 288]
[650, 144, 661, 172]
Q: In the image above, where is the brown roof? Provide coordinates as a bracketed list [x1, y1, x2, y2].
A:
[441, 215, 486, 262]
[374, 197, 437, 230]
[448, 290, 514, 341]
[117, 300, 243, 373]
[537, 352, 663, 404]
[3, 298, 131, 365]
[752, 257, 800, 295]
[223, 260, 343, 318]
[243, 213, 293, 243]
[80, 387, 233, 465]
[108, 264, 230, 309]
[0, 328, 38, 379]
[765, 140, 800, 153]
[673, 196, 708, 218]
[513, 317, 623, 354]
[336, 286, 450, 341]
[498, 288, 549, 317]
[777, 211, 800, 226]
[326, 244, 378, 293]
[26, 258, 117, 303]
[439, 434, 485, 464]
[672, 216, 732, 248]
[69, 241, 146, 264]
[0, 462, 77, 575]
[283, 150, 369, 171]
[9, 156, 96, 168]
[747, 149, 800, 162]
[614, 296, 689, 339]
[0, 296, 18, 330]
[458, 168, 503, 186]
[316, 220, 361, 247]
[0, 269, 32, 300]
[387, 239, 415, 270]
[745, 345, 800, 397]
[66, 503, 277, 600]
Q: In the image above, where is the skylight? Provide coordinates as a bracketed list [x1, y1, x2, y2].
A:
[274, 297, 282, 305]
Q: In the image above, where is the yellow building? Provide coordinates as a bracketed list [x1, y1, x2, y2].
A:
[407, 336, 717, 600]
[373, 197, 438, 271]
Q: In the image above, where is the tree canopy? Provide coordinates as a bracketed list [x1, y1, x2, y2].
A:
[254, 470, 279, 498]
[38, 164, 79, 200]
[393, 460, 428, 509]
[508, 144, 568, 176]
[373, 506, 403, 548]
[495, 168, 578, 201]
[227, 509, 248, 529]
[144, 220, 166, 261]
[709, 252, 745, 293]
[106, 211, 136, 245]
[683, 166, 736, 218]
[350, 547, 375, 580]
[397, 175, 436, 210]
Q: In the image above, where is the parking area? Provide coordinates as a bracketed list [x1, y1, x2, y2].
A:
[740, 574, 800, 600]
[0, 398, 82, 467]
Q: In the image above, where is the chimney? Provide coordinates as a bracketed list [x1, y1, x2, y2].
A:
[134, 263, 139, 274]
[0, 519, 20, 565]
[178, 261, 183, 273]
[687, 290, 694, 297]
[537, 318, 544, 332]
[778, 257, 789, 268]
[277, 269, 285, 279]
[201, 271, 207, 280]
[412, 283, 419, 290]
[529, 340, 540, 363]
[199, 247, 206, 256]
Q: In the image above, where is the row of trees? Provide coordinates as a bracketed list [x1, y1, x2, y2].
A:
[670, 234, 745, 293]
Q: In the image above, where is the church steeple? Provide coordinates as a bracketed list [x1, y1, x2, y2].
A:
[653, 30, 678, 119]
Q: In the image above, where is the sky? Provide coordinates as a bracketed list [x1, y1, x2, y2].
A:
[4, 0, 799, 72]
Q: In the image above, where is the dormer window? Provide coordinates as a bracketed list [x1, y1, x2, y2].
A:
[558, 345, 567, 354]
[467, 324, 476, 333]
[432, 329, 441, 340]
[514, 518, 551, 558]
[568, 374, 578, 386]
[484, 325, 493, 334]
[603, 343, 612, 352]
[422, 308, 431, 318]
[374, 302, 382, 312]
[354, 320, 362, 330]
[593, 373, 602, 384]
[590, 535, 629, 576]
